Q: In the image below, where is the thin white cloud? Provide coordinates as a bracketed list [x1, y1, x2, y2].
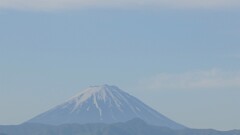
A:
[229, 54, 240, 59]
[0, 0, 240, 11]
[142, 69, 240, 90]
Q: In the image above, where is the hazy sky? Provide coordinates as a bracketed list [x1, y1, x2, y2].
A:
[1, 0, 240, 131]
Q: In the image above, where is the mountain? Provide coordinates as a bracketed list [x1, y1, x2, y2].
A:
[1, 119, 239, 135]
[26, 84, 185, 129]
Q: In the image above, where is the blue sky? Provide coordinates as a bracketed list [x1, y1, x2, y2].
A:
[1, 1, 240, 130]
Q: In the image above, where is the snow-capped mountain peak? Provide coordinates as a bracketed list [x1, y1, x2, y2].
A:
[26, 85, 186, 129]
[69, 85, 121, 104]
[66, 85, 125, 115]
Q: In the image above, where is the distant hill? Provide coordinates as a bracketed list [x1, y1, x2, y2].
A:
[0, 118, 239, 135]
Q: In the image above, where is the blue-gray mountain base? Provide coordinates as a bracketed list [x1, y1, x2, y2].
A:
[0, 119, 239, 135]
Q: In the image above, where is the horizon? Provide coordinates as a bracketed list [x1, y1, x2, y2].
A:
[1, 0, 240, 131]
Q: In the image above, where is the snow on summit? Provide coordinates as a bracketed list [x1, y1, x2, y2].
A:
[67, 85, 125, 116]
[69, 85, 122, 106]
[26, 85, 186, 129]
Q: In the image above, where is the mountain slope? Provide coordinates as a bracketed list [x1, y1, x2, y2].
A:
[26, 85, 185, 129]
[1, 119, 239, 135]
